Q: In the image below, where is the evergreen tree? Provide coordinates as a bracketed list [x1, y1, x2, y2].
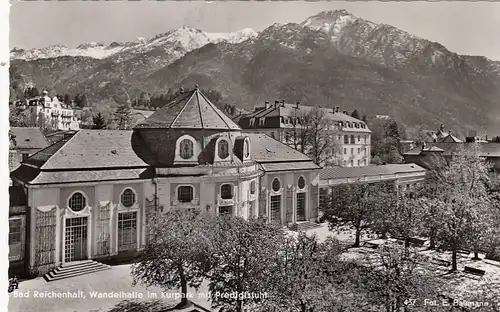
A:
[92, 112, 107, 129]
[113, 102, 132, 130]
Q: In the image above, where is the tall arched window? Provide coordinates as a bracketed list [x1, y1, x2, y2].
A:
[298, 176, 306, 189]
[350, 135, 355, 144]
[344, 135, 349, 144]
[220, 184, 233, 199]
[180, 139, 194, 159]
[69, 192, 86, 211]
[218, 140, 229, 159]
[121, 188, 136, 208]
[272, 178, 281, 192]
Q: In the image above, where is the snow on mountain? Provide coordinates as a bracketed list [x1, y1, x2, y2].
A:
[10, 42, 125, 61]
[10, 27, 257, 61]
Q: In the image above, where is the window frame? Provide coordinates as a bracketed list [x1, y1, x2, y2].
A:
[120, 187, 137, 208]
[177, 185, 195, 203]
[220, 183, 234, 200]
[67, 191, 88, 212]
[272, 177, 281, 192]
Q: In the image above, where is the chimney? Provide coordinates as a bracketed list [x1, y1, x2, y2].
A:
[265, 101, 270, 109]
[448, 130, 452, 135]
[295, 101, 300, 109]
[440, 124, 445, 132]
[274, 100, 280, 108]
[335, 106, 340, 113]
[486, 135, 488, 141]
[281, 100, 285, 107]
[422, 142, 426, 150]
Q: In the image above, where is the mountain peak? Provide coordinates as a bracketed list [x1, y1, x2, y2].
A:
[76, 42, 105, 49]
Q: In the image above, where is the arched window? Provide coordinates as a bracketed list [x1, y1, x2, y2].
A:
[121, 188, 136, 208]
[218, 140, 229, 159]
[177, 185, 194, 202]
[272, 178, 281, 192]
[250, 181, 256, 194]
[244, 139, 250, 158]
[344, 135, 349, 144]
[180, 139, 194, 159]
[350, 135, 355, 144]
[220, 184, 233, 199]
[298, 176, 306, 189]
[69, 192, 86, 211]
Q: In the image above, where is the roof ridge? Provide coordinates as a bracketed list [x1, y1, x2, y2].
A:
[195, 90, 205, 130]
[170, 91, 197, 128]
[40, 130, 81, 170]
[197, 90, 239, 129]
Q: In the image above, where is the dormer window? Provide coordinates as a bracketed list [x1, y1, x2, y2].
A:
[218, 140, 229, 159]
[259, 118, 265, 126]
[244, 139, 250, 159]
[180, 139, 194, 159]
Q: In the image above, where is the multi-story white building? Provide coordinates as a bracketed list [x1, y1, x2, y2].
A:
[238, 101, 371, 167]
[26, 91, 81, 131]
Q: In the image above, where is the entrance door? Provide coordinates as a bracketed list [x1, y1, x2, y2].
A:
[64, 217, 88, 262]
[296, 193, 306, 222]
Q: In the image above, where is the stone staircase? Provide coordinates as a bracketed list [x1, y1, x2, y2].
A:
[289, 221, 322, 232]
[44, 260, 111, 282]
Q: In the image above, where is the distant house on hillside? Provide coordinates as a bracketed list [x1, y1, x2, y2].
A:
[25, 91, 81, 131]
[426, 124, 463, 143]
[238, 100, 372, 167]
[9, 127, 49, 171]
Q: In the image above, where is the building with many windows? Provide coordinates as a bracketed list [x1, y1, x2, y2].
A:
[238, 101, 371, 167]
[25, 91, 81, 131]
[10, 88, 321, 277]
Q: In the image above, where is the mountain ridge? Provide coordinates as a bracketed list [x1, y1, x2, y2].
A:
[9, 10, 500, 136]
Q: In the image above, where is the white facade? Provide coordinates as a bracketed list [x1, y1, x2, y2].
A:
[27, 93, 80, 131]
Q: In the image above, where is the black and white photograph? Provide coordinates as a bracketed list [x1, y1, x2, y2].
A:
[4, 1, 500, 312]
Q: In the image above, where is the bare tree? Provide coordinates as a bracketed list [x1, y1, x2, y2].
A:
[420, 144, 496, 271]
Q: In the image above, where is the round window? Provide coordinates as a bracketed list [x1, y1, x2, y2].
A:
[121, 188, 136, 208]
[272, 178, 280, 192]
[69, 192, 86, 212]
[298, 176, 305, 189]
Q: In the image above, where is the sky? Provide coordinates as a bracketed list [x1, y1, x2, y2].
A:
[9, 2, 500, 61]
